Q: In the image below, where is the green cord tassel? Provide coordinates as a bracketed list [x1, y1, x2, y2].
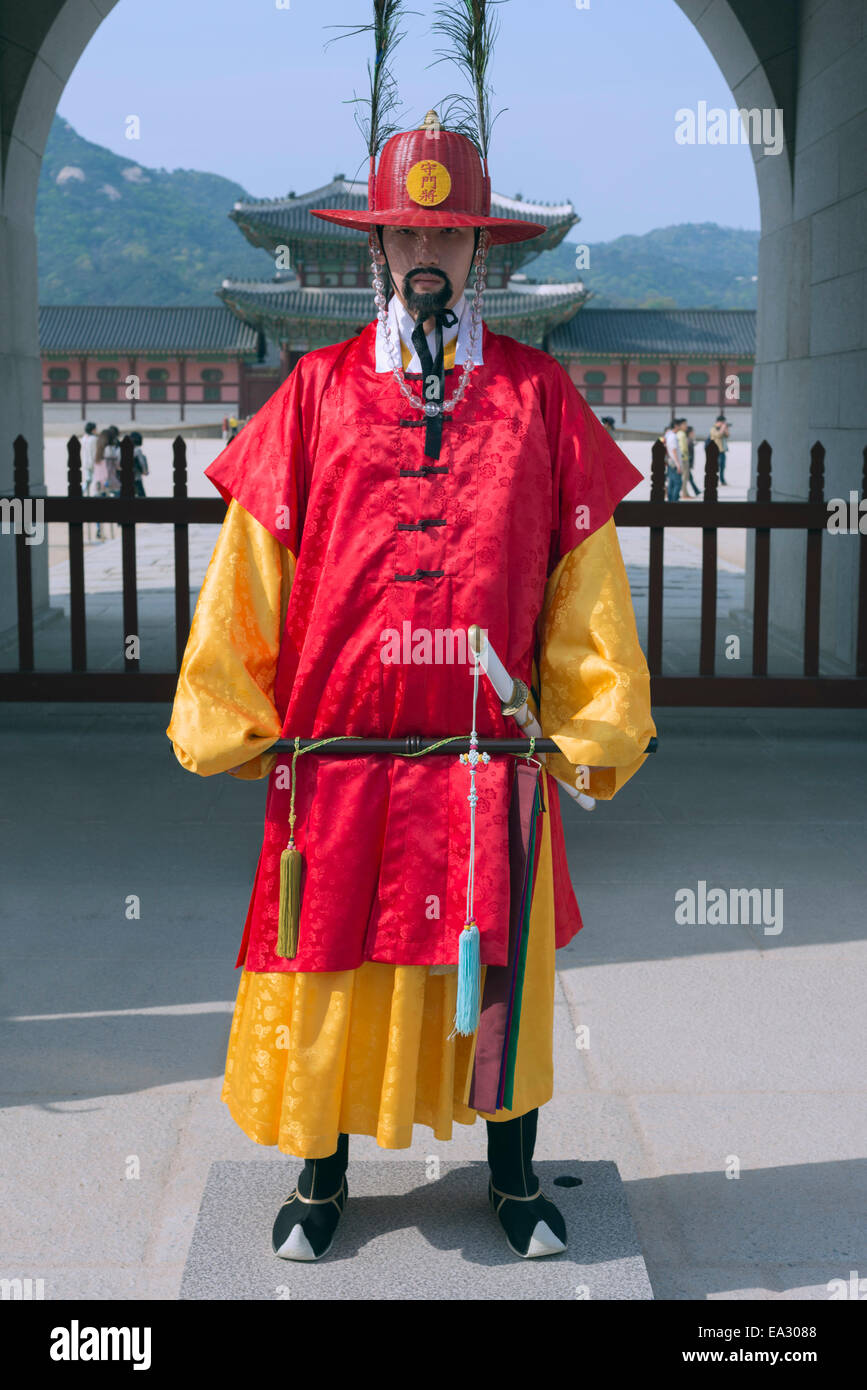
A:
[276, 736, 303, 960]
[276, 839, 302, 959]
[453, 919, 481, 1035]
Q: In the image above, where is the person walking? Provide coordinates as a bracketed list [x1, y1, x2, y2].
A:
[685, 425, 701, 496]
[81, 422, 98, 497]
[664, 419, 682, 501]
[710, 414, 729, 485]
[91, 429, 113, 540]
[103, 426, 122, 496]
[677, 418, 699, 498]
[130, 431, 149, 498]
[97, 426, 122, 540]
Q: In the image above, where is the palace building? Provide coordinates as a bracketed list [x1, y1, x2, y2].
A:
[40, 176, 755, 431]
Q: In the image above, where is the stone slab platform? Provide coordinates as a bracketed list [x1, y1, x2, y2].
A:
[180, 1159, 653, 1300]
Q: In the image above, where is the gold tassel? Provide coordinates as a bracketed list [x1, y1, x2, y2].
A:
[276, 839, 302, 958]
[273, 732, 356, 959]
[276, 736, 303, 959]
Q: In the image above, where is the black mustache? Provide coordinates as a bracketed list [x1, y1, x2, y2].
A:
[408, 268, 446, 278]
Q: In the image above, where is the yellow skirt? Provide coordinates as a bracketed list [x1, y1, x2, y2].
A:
[221, 777, 557, 1157]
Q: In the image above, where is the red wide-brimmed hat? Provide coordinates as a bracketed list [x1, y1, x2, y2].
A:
[310, 114, 547, 246]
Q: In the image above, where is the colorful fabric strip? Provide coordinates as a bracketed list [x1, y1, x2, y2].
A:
[467, 760, 544, 1112]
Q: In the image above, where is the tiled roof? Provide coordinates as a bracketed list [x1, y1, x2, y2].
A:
[232, 178, 576, 235]
[218, 281, 588, 321]
[549, 308, 756, 357]
[38, 305, 259, 354]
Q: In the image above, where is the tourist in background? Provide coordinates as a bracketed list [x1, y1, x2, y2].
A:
[92, 429, 113, 539]
[709, 414, 729, 485]
[104, 425, 122, 496]
[99, 426, 122, 542]
[130, 431, 149, 498]
[663, 419, 682, 501]
[81, 421, 97, 496]
[675, 418, 691, 498]
[685, 425, 701, 496]
[677, 418, 699, 498]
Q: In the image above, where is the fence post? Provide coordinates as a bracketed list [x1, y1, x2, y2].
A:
[12, 436, 34, 671]
[804, 442, 824, 677]
[752, 441, 772, 676]
[67, 435, 87, 670]
[173, 436, 191, 668]
[858, 447, 867, 679]
[647, 438, 666, 674]
[699, 438, 719, 676]
[119, 435, 139, 672]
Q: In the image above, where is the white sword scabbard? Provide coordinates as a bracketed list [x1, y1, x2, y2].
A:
[468, 625, 595, 811]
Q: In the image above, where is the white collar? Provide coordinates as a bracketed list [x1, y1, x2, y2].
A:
[374, 291, 484, 372]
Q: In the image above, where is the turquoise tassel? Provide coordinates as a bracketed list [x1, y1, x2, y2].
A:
[453, 920, 481, 1035]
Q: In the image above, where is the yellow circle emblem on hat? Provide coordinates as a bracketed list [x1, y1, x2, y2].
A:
[406, 159, 452, 207]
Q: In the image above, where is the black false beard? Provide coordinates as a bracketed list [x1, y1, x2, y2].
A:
[403, 269, 454, 321]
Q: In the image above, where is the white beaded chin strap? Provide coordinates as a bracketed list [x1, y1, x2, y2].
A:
[369, 227, 490, 417]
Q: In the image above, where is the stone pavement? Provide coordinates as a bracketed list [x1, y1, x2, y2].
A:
[0, 701, 864, 1300]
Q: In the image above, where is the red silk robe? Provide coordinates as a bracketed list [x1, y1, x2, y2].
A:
[194, 320, 644, 973]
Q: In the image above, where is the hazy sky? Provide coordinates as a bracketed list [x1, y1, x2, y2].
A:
[56, 0, 760, 243]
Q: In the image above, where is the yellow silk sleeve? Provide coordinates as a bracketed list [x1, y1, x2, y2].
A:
[537, 517, 656, 800]
[166, 497, 295, 779]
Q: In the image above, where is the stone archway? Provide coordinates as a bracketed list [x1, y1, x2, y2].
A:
[1, 1, 122, 624]
[2, 0, 865, 663]
[675, 0, 865, 668]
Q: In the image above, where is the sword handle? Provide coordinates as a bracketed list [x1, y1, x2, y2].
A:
[469, 622, 596, 810]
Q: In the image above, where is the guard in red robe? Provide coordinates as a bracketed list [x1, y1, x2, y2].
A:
[167, 111, 655, 1264]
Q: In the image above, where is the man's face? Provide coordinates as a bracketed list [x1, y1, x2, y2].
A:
[378, 225, 476, 320]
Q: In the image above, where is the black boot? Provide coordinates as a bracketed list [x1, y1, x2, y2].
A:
[272, 1132, 349, 1261]
[486, 1108, 567, 1258]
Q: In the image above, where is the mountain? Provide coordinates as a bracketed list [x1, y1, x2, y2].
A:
[520, 224, 759, 309]
[36, 116, 265, 305]
[37, 117, 760, 309]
